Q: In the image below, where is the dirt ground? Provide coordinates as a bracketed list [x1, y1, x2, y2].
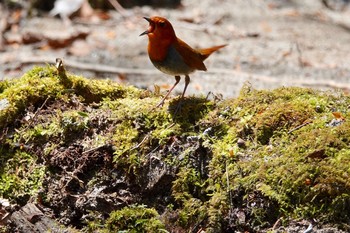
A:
[1, 0, 350, 99]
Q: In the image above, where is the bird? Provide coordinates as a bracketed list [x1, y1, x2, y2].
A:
[49, 0, 85, 25]
[140, 16, 226, 107]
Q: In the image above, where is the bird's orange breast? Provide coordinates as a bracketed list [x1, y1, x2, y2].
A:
[148, 37, 208, 75]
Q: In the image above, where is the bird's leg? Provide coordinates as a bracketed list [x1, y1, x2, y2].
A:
[156, 75, 181, 107]
[181, 75, 190, 99]
[173, 75, 191, 115]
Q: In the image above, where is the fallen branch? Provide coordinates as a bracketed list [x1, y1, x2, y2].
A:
[107, 0, 128, 17]
[17, 56, 159, 75]
[288, 120, 312, 134]
[5, 55, 350, 92]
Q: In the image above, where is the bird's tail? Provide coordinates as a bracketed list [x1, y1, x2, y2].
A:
[199, 44, 227, 60]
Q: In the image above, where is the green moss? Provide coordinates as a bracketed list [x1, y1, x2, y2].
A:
[112, 119, 140, 172]
[61, 110, 90, 134]
[206, 85, 350, 230]
[206, 191, 227, 232]
[253, 99, 315, 144]
[105, 205, 167, 233]
[0, 66, 142, 130]
[68, 76, 140, 103]
[177, 198, 207, 228]
[171, 166, 211, 229]
[0, 150, 45, 202]
[0, 66, 144, 200]
[0, 67, 60, 129]
[102, 94, 210, 175]
[173, 167, 203, 203]
[1, 67, 350, 232]
[0, 80, 10, 93]
[169, 97, 214, 128]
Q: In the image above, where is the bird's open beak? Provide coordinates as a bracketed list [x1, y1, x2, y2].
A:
[143, 17, 151, 22]
[140, 17, 152, 36]
[139, 30, 149, 36]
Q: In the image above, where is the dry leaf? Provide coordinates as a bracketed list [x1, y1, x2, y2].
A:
[332, 112, 345, 120]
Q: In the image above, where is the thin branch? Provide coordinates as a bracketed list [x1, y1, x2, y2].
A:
[6, 56, 350, 92]
[21, 96, 50, 134]
[107, 0, 128, 17]
[295, 41, 305, 67]
[82, 144, 109, 154]
[288, 121, 312, 134]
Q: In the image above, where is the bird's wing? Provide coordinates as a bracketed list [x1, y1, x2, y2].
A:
[174, 38, 207, 71]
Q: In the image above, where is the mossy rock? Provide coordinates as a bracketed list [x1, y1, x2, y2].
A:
[1, 66, 349, 232]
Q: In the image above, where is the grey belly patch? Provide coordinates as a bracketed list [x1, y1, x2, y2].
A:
[151, 45, 194, 76]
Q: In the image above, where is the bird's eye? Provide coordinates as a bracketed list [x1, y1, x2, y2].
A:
[159, 21, 166, 27]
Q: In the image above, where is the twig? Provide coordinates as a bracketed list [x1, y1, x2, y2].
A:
[288, 121, 312, 134]
[107, 0, 128, 17]
[272, 42, 305, 67]
[272, 217, 282, 230]
[0, 5, 9, 51]
[64, 170, 85, 189]
[179, 14, 225, 31]
[17, 56, 159, 75]
[226, 161, 233, 207]
[22, 96, 50, 133]
[9, 55, 350, 91]
[82, 144, 109, 154]
[295, 41, 305, 67]
[130, 132, 151, 151]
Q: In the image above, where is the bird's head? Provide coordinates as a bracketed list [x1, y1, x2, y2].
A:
[140, 16, 176, 42]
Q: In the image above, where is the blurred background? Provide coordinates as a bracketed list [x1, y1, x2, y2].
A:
[0, 0, 350, 98]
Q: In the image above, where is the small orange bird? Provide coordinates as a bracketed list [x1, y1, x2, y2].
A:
[140, 16, 226, 107]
